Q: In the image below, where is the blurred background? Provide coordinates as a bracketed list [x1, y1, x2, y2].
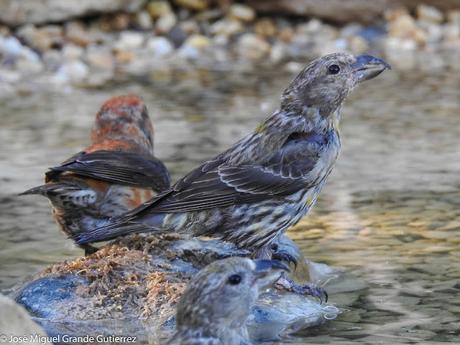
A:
[0, 0, 460, 344]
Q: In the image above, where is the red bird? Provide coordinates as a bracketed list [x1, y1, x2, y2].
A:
[21, 95, 170, 255]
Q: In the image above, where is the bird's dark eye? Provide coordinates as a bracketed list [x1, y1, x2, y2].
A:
[328, 64, 340, 74]
[227, 274, 242, 285]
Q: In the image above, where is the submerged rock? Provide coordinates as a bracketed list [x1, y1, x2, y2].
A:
[0, 294, 51, 345]
[11, 234, 355, 344]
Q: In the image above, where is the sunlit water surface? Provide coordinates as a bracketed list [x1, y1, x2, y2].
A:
[0, 68, 459, 344]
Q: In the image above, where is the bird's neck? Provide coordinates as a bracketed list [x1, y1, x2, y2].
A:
[225, 106, 341, 165]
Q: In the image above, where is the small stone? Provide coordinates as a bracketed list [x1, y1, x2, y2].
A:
[155, 13, 177, 34]
[174, 0, 209, 11]
[146, 36, 174, 57]
[16, 56, 44, 74]
[417, 4, 444, 24]
[111, 13, 131, 31]
[447, 10, 460, 25]
[387, 9, 427, 45]
[114, 49, 135, 64]
[62, 44, 84, 61]
[0, 35, 23, 57]
[147, 1, 173, 19]
[228, 4, 256, 22]
[179, 34, 211, 59]
[237, 33, 271, 60]
[277, 27, 294, 42]
[348, 36, 369, 54]
[64, 21, 91, 47]
[254, 18, 277, 37]
[135, 11, 154, 30]
[167, 25, 188, 47]
[209, 18, 243, 36]
[180, 20, 200, 35]
[16, 24, 61, 52]
[55, 60, 89, 83]
[85, 45, 114, 70]
[269, 42, 286, 63]
[114, 31, 145, 50]
[42, 49, 62, 70]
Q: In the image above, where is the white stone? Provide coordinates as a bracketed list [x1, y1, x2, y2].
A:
[146, 36, 174, 57]
[114, 31, 145, 50]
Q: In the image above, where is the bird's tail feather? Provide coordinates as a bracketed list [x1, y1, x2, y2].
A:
[74, 213, 165, 244]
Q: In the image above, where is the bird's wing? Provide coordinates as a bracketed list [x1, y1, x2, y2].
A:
[146, 133, 326, 213]
[46, 150, 171, 192]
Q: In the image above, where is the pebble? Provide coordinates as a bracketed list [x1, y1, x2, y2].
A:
[228, 4, 256, 22]
[155, 12, 177, 34]
[179, 34, 211, 59]
[147, 1, 173, 19]
[0, 1, 457, 89]
[417, 4, 444, 24]
[146, 36, 174, 57]
[210, 18, 243, 36]
[236, 33, 270, 60]
[174, 0, 209, 11]
[54, 60, 89, 83]
[114, 31, 145, 50]
[85, 45, 114, 70]
[254, 18, 277, 37]
[135, 11, 154, 30]
[64, 21, 91, 47]
[62, 44, 84, 61]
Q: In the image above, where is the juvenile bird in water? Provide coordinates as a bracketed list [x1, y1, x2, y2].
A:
[21, 95, 170, 255]
[76, 53, 390, 260]
[167, 257, 288, 345]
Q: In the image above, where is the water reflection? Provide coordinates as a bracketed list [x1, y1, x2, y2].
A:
[0, 69, 459, 343]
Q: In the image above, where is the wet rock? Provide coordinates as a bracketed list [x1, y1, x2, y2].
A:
[174, 0, 209, 11]
[237, 33, 271, 60]
[12, 235, 339, 342]
[228, 4, 256, 23]
[0, 0, 147, 27]
[0, 294, 51, 344]
[146, 36, 174, 57]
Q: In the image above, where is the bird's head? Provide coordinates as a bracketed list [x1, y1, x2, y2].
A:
[281, 53, 390, 116]
[175, 257, 288, 330]
[90, 95, 154, 154]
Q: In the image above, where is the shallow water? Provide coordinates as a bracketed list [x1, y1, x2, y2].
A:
[0, 68, 459, 344]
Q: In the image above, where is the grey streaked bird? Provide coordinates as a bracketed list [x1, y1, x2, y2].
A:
[75, 53, 390, 263]
[167, 257, 288, 345]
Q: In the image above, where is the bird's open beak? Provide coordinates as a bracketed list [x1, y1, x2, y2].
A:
[352, 55, 391, 82]
[253, 259, 289, 288]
